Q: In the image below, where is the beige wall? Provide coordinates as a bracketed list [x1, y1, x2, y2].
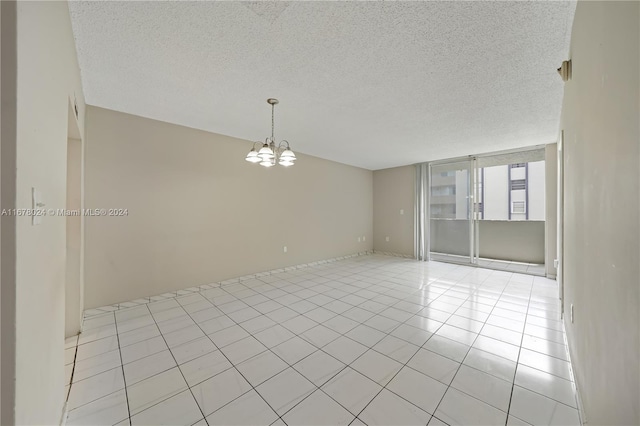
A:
[14, 1, 86, 424]
[372, 165, 415, 256]
[560, 1, 639, 424]
[84, 106, 373, 308]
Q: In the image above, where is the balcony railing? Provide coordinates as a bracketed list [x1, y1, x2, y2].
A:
[430, 218, 545, 264]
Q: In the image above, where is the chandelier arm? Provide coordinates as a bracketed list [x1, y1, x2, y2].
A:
[271, 102, 275, 142]
[278, 140, 291, 150]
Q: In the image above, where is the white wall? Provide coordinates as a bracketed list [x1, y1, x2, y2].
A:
[84, 106, 373, 308]
[13, 1, 86, 424]
[560, 1, 639, 424]
[528, 161, 545, 220]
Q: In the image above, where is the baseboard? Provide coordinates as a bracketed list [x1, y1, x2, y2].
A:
[372, 250, 414, 259]
[83, 250, 375, 318]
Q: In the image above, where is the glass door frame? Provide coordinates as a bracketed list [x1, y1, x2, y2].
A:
[426, 145, 547, 269]
[427, 157, 478, 265]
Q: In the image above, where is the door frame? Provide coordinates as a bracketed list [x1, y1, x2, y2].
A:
[428, 157, 475, 265]
[426, 145, 548, 269]
[65, 99, 84, 338]
[557, 131, 565, 315]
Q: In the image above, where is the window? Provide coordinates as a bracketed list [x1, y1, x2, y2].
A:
[511, 179, 526, 190]
[511, 201, 526, 214]
[432, 185, 456, 196]
[430, 204, 456, 219]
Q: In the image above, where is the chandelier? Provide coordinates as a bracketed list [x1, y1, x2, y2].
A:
[245, 98, 296, 167]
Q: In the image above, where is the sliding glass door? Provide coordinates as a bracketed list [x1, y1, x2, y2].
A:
[429, 159, 475, 264]
[425, 148, 547, 274]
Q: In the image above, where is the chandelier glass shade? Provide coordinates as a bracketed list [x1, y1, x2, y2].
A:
[245, 98, 296, 167]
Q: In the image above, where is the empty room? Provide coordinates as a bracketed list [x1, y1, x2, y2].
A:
[0, 1, 638, 426]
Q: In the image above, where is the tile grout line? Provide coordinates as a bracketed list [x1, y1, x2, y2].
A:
[83, 252, 376, 318]
[333, 270, 572, 418]
[347, 268, 498, 424]
[142, 303, 211, 426]
[334, 267, 491, 423]
[89, 291, 556, 387]
[504, 279, 535, 425]
[173, 259, 450, 423]
[112, 311, 133, 426]
[71, 258, 572, 424]
[246, 263, 456, 423]
[174, 296, 295, 425]
[68, 259, 382, 417]
[87, 268, 501, 408]
[188, 271, 392, 424]
[430, 275, 522, 423]
[72, 258, 414, 415]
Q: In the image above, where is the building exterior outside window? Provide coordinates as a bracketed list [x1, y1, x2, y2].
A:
[431, 160, 545, 221]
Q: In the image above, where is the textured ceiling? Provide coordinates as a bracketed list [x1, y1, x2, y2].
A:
[69, 1, 575, 170]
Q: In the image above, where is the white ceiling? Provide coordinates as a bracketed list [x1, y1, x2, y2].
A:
[69, 1, 575, 170]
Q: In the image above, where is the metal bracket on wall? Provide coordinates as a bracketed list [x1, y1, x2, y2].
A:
[557, 60, 572, 82]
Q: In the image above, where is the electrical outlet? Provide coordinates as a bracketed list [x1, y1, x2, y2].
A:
[385, 236, 390, 242]
[554, 259, 559, 269]
[357, 237, 361, 242]
[363, 236, 366, 242]
[400, 209, 404, 215]
[570, 304, 574, 323]
[283, 246, 287, 253]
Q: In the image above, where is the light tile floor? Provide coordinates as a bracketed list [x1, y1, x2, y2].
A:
[65, 255, 580, 426]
